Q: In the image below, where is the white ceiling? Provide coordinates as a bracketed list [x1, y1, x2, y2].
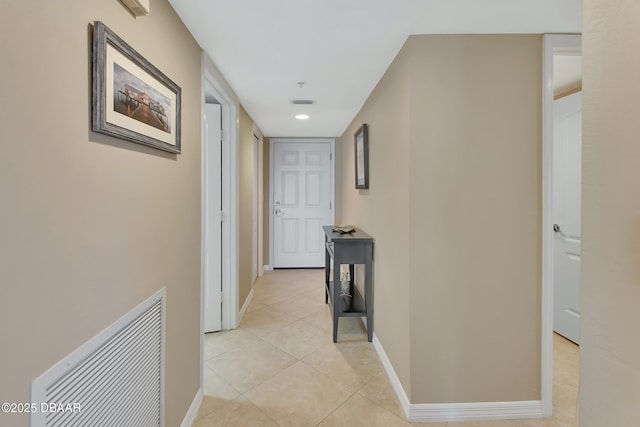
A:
[168, 0, 582, 137]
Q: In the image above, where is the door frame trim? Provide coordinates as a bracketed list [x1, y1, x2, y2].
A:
[200, 53, 240, 405]
[541, 33, 582, 417]
[202, 102, 222, 333]
[253, 125, 264, 278]
[202, 55, 240, 331]
[269, 138, 336, 269]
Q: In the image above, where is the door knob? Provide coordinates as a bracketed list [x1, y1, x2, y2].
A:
[275, 208, 284, 217]
[553, 224, 561, 232]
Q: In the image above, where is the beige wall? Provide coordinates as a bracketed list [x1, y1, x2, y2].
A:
[0, 2, 202, 426]
[338, 42, 413, 394]
[238, 106, 259, 307]
[338, 34, 541, 404]
[407, 35, 541, 403]
[580, 0, 640, 424]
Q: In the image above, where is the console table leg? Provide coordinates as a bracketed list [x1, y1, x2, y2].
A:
[325, 244, 330, 304]
[365, 245, 374, 342]
[333, 258, 342, 343]
[348, 264, 355, 297]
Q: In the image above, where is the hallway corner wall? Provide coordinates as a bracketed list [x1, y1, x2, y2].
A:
[407, 34, 542, 403]
[0, 2, 203, 426]
[338, 34, 543, 407]
[238, 106, 263, 307]
[580, 0, 640, 424]
[338, 38, 413, 398]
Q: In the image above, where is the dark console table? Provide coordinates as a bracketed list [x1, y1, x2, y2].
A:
[323, 226, 374, 342]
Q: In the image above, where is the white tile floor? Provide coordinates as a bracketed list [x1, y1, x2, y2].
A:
[195, 269, 579, 427]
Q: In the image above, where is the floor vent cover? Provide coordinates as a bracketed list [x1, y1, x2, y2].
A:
[31, 288, 165, 427]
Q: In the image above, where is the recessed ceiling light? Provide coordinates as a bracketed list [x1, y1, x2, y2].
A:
[295, 114, 310, 120]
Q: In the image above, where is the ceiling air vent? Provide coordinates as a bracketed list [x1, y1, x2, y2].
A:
[291, 99, 315, 105]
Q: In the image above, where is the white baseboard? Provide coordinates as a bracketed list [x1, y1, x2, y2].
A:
[239, 286, 255, 321]
[371, 334, 545, 423]
[372, 334, 411, 419]
[263, 264, 273, 272]
[181, 387, 203, 427]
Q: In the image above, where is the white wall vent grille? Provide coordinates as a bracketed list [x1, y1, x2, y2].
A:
[31, 288, 165, 427]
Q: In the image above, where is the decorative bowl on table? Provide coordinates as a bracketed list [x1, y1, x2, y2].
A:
[332, 224, 355, 234]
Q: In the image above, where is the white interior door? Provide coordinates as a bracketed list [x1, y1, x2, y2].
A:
[204, 103, 222, 333]
[273, 141, 332, 268]
[552, 91, 582, 344]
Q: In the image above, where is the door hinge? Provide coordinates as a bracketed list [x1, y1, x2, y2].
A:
[330, 153, 333, 161]
[220, 128, 223, 141]
[220, 211, 224, 222]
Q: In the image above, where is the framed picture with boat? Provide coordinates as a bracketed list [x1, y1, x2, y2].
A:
[92, 21, 181, 154]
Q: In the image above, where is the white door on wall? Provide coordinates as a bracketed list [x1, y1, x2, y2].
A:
[204, 103, 222, 333]
[273, 141, 333, 268]
[552, 91, 582, 344]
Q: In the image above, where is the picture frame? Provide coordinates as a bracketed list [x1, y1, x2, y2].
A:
[354, 123, 369, 189]
[92, 21, 181, 154]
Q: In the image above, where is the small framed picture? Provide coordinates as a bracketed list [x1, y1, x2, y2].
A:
[92, 21, 181, 154]
[354, 124, 369, 189]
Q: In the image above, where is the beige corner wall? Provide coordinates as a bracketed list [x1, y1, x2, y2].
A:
[407, 34, 541, 403]
[0, 2, 202, 426]
[580, 0, 640, 424]
[338, 43, 413, 394]
[339, 34, 542, 404]
[238, 106, 261, 307]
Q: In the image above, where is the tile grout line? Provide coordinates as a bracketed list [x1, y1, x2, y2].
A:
[312, 386, 360, 427]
